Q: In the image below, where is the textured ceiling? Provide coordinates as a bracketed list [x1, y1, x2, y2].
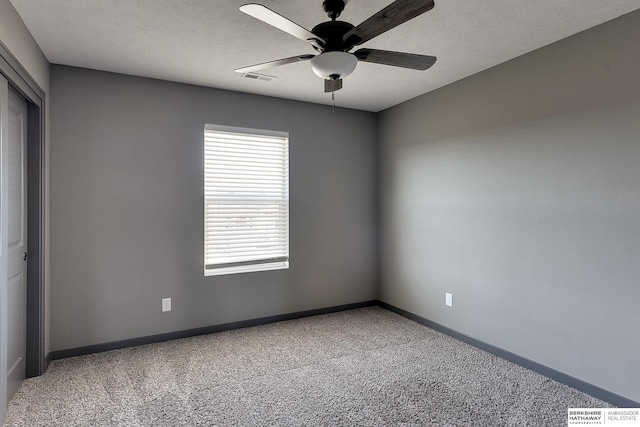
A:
[10, 0, 640, 112]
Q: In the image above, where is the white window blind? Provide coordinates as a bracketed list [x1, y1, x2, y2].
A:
[204, 125, 289, 276]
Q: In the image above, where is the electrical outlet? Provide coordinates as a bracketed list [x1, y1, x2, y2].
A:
[162, 298, 171, 312]
[445, 293, 453, 307]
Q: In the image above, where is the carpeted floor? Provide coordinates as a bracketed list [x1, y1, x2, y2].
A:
[4, 307, 611, 426]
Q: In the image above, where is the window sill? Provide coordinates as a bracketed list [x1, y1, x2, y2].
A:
[204, 261, 289, 276]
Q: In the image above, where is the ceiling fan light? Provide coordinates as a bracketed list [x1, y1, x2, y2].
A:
[311, 51, 358, 80]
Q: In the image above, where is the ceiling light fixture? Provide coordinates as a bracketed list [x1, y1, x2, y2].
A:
[310, 51, 358, 80]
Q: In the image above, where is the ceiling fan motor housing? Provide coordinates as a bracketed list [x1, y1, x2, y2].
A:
[311, 21, 357, 52]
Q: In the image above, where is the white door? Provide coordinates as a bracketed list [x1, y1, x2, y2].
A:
[5, 88, 27, 401]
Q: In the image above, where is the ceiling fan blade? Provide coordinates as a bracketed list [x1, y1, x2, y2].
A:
[354, 49, 436, 70]
[240, 4, 324, 50]
[344, 0, 435, 46]
[324, 78, 343, 93]
[235, 54, 314, 74]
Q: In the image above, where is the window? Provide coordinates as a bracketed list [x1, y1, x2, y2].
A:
[204, 124, 289, 276]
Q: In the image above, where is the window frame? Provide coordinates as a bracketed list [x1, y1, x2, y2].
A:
[203, 124, 290, 276]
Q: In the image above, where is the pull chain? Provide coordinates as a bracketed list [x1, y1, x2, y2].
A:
[332, 92, 335, 112]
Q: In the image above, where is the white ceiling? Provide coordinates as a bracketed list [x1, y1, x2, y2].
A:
[10, 0, 640, 112]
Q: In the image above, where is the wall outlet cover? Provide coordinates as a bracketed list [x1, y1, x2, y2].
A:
[162, 298, 171, 312]
[446, 293, 453, 307]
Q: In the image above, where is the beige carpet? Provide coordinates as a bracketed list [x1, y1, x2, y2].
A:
[4, 307, 610, 426]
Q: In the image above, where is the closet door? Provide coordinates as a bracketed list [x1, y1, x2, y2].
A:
[5, 87, 28, 402]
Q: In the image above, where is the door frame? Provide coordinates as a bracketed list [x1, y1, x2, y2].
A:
[0, 40, 47, 381]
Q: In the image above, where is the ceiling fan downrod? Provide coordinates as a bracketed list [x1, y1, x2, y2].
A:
[322, 0, 346, 20]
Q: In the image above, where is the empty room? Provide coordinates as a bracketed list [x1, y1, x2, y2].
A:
[1, 0, 639, 425]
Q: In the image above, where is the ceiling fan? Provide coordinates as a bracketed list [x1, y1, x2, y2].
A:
[236, 0, 437, 93]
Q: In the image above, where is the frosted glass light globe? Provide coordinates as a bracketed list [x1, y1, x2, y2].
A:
[311, 51, 358, 80]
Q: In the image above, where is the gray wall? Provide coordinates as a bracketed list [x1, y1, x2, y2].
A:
[50, 65, 377, 351]
[378, 10, 640, 402]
